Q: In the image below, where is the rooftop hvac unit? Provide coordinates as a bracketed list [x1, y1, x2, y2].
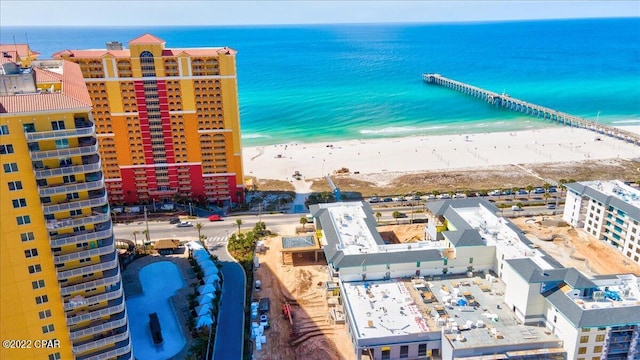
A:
[593, 291, 605, 301]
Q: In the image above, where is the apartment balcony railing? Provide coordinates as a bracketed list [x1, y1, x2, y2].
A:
[148, 188, 177, 196]
[34, 156, 101, 179]
[78, 339, 131, 360]
[72, 324, 129, 355]
[64, 282, 122, 311]
[50, 227, 112, 248]
[54, 236, 114, 265]
[25, 123, 95, 141]
[66, 295, 124, 326]
[60, 267, 119, 296]
[56, 253, 117, 280]
[69, 309, 127, 341]
[39, 176, 104, 197]
[47, 212, 110, 231]
[43, 191, 108, 215]
[30, 141, 99, 160]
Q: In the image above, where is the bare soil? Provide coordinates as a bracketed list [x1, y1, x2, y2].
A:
[305, 159, 640, 197]
[377, 224, 426, 243]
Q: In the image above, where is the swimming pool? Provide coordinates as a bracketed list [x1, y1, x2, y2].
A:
[126, 261, 186, 359]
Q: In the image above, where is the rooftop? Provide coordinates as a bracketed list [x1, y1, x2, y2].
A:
[566, 180, 640, 221]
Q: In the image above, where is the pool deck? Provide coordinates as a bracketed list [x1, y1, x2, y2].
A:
[122, 251, 197, 360]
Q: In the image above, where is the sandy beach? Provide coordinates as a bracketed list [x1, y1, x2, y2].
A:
[243, 126, 640, 182]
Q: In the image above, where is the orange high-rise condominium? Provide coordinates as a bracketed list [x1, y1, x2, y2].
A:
[54, 34, 244, 206]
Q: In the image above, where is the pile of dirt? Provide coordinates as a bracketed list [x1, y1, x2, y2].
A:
[377, 224, 425, 243]
[294, 337, 340, 360]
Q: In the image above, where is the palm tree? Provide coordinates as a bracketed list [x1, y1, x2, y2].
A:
[392, 211, 401, 224]
[299, 216, 308, 229]
[512, 187, 519, 200]
[375, 212, 382, 224]
[132, 231, 139, 252]
[432, 190, 440, 198]
[196, 223, 204, 240]
[543, 192, 551, 205]
[235, 219, 242, 234]
[543, 183, 551, 193]
[526, 185, 534, 200]
[498, 203, 507, 216]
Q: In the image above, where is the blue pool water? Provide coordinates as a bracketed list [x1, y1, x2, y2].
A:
[125, 261, 186, 359]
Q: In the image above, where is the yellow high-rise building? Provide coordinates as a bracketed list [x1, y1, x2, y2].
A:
[53, 34, 244, 206]
[1, 51, 132, 359]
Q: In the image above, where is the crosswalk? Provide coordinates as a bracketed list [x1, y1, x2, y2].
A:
[206, 236, 229, 244]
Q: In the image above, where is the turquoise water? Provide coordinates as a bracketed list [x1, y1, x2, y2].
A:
[4, 18, 639, 146]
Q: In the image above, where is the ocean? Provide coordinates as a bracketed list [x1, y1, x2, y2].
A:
[2, 18, 639, 146]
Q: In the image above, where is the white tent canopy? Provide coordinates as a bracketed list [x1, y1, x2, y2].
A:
[196, 315, 214, 329]
[198, 283, 216, 295]
[186, 241, 204, 250]
[198, 292, 216, 305]
[195, 303, 212, 317]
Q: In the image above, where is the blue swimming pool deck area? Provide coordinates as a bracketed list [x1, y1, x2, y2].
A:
[125, 261, 186, 360]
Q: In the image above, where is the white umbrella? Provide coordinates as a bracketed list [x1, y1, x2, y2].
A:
[195, 303, 212, 317]
[198, 283, 216, 295]
[198, 292, 215, 305]
[204, 274, 220, 285]
[204, 266, 219, 276]
[196, 315, 214, 329]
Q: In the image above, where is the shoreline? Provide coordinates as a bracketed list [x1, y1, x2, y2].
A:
[242, 125, 640, 182]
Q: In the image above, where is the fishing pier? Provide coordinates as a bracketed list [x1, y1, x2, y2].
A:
[422, 73, 640, 146]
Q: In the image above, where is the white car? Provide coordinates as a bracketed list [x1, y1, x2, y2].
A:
[175, 221, 193, 228]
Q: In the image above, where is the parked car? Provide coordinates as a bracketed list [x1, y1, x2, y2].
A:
[208, 214, 223, 221]
[548, 187, 557, 193]
[169, 217, 181, 224]
[534, 187, 545, 194]
[255, 280, 262, 291]
[517, 189, 528, 195]
[425, 194, 436, 200]
[176, 221, 193, 227]
[546, 204, 556, 210]
[369, 197, 380, 203]
[382, 197, 393, 202]
[512, 205, 523, 211]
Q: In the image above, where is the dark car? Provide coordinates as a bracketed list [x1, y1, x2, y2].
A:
[169, 217, 181, 224]
[382, 197, 393, 202]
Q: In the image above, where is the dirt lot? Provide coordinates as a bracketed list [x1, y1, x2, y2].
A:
[378, 224, 426, 243]
[251, 233, 353, 360]
[511, 216, 640, 276]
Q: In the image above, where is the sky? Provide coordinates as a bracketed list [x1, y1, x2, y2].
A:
[1, 0, 638, 27]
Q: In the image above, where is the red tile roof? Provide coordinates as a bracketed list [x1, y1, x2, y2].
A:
[0, 60, 92, 114]
[34, 67, 63, 83]
[129, 33, 165, 45]
[0, 44, 40, 59]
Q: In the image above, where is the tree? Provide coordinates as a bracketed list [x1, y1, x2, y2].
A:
[498, 203, 507, 215]
[516, 202, 524, 210]
[512, 187, 519, 200]
[375, 212, 382, 224]
[235, 219, 242, 233]
[392, 211, 401, 224]
[196, 223, 204, 241]
[432, 190, 440, 198]
[299, 216, 308, 228]
[543, 183, 551, 193]
[543, 192, 550, 205]
[132, 231, 139, 252]
[526, 185, 534, 200]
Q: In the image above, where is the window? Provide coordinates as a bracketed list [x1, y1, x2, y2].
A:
[3, 162, 18, 173]
[48, 353, 61, 360]
[54, 139, 69, 149]
[35, 295, 49, 304]
[8, 180, 22, 191]
[39, 309, 52, 319]
[32, 279, 45, 289]
[41, 324, 54, 333]
[400, 345, 409, 358]
[12, 198, 27, 208]
[25, 248, 39, 258]
[17, 215, 31, 225]
[79, 258, 92, 263]
[594, 346, 602, 353]
[578, 347, 587, 354]
[381, 348, 390, 360]
[51, 120, 65, 130]
[418, 344, 427, 357]
[70, 209, 82, 217]
[21, 232, 35, 242]
[0, 144, 14, 154]
[28, 264, 42, 274]
[62, 175, 76, 183]
[0, 125, 8, 134]
[580, 335, 589, 343]
[67, 192, 79, 200]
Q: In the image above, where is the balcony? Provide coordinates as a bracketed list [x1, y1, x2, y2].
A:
[73, 323, 129, 355]
[57, 253, 118, 280]
[30, 139, 99, 160]
[50, 226, 112, 248]
[24, 122, 95, 141]
[47, 211, 110, 231]
[78, 338, 131, 360]
[148, 187, 177, 196]
[61, 267, 119, 296]
[54, 236, 114, 265]
[69, 309, 127, 341]
[66, 294, 125, 326]
[34, 155, 101, 179]
[64, 282, 122, 311]
[43, 190, 108, 215]
[39, 173, 104, 197]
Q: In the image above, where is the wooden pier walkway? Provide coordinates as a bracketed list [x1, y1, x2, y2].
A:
[422, 73, 640, 146]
